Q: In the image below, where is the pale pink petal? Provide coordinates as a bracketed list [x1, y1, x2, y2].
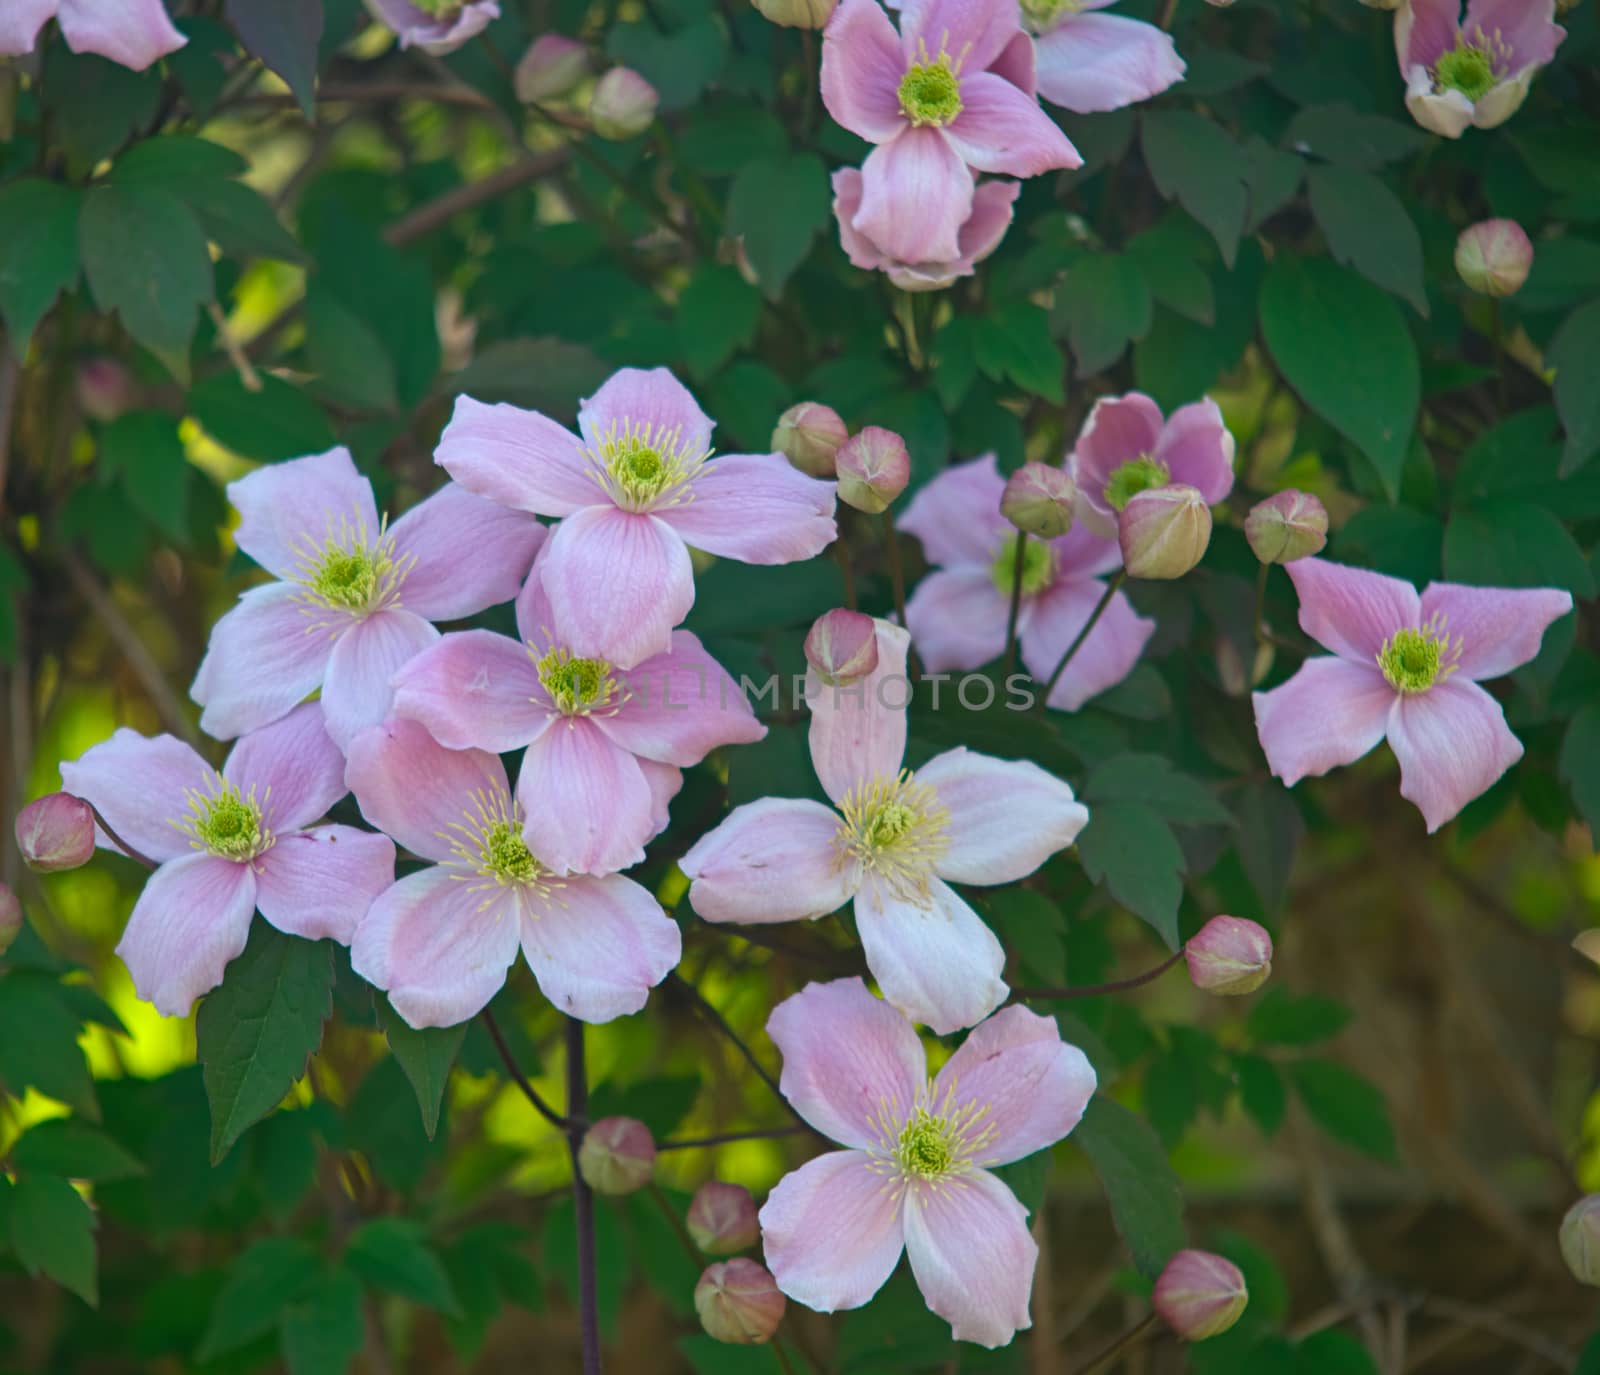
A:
[223, 702, 345, 833]
[1464, 0, 1564, 68]
[542, 507, 694, 670]
[1021, 579, 1155, 712]
[389, 482, 546, 621]
[957, 180, 1022, 262]
[943, 72, 1081, 175]
[345, 717, 511, 864]
[1405, 73, 1475, 139]
[1417, 583, 1574, 682]
[918, 748, 1089, 885]
[1252, 658, 1396, 788]
[856, 128, 974, 268]
[832, 168, 888, 271]
[59, 729, 209, 864]
[903, 1170, 1037, 1348]
[1287, 558, 1420, 664]
[0, 0, 57, 58]
[434, 395, 600, 518]
[519, 873, 680, 1021]
[1388, 679, 1524, 833]
[1398, 0, 1463, 71]
[808, 619, 911, 805]
[389, 630, 549, 753]
[116, 854, 257, 1017]
[760, 1151, 907, 1312]
[517, 718, 657, 875]
[856, 878, 1007, 1035]
[227, 448, 379, 582]
[320, 608, 440, 750]
[254, 825, 396, 945]
[656, 455, 837, 564]
[352, 867, 522, 1029]
[1070, 394, 1165, 521]
[577, 366, 713, 462]
[898, 453, 1010, 570]
[637, 758, 684, 837]
[988, 29, 1036, 96]
[57, 0, 185, 69]
[1154, 399, 1235, 505]
[933, 1005, 1096, 1166]
[819, 0, 907, 144]
[904, 569, 1009, 674]
[902, 0, 1020, 74]
[1034, 11, 1185, 114]
[597, 631, 765, 766]
[514, 543, 560, 648]
[680, 798, 859, 926]
[1044, 517, 1123, 580]
[191, 582, 338, 741]
[368, 0, 499, 54]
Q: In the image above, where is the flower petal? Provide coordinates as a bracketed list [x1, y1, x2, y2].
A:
[902, 0, 1020, 74]
[598, 631, 766, 766]
[191, 582, 338, 741]
[389, 482, 546, 621]
[656, 455, 837, 565]
[434, 395, 599, 517]
[60, 728, 209, 864]
[1021, 579, 1155, 712]
[228, 448, 379, 582]
[988, 29, 1036, 96]
[1387, 679, 1523, 833]
[808, 619, 912, 805]
[577, 366, 714, 462]
[1034, 11, 1185, 114]
[1154, 398, 1235, 505]
[820, 0, 908, 144]
[1045, 516, 1124, 581]
[1252, 657, 1396, 788]
[514, 543, 561, 648]
[681, 798, 858, 925]
[1397, 0, 1463, 71]
[904, 568, 1009, 674]
[1465, 0, 1564, 69]
[943, 72, 1081, 175]
[518, 717, 658, 875]
[760, 1151, 906, 1312]
[1070, 393, 1165, 521]
[0, 0, 56, 59]
[1404, 72, 1474, 139]
[855, 127, 974, 268]
[638, 757, 684, 837]
[116, 854, 257, 1017]
[320, 608, 440, 751]
[57, 0, 186, 70]
[958, 179, 1022, 263]
[1417, 582, 1574, 682]
[832, 167, 888, 270]
[389, 630, 548, 753]
[898, 453, 1010, 570]
[254, 825, 396, 945]
[856, 878, 1008, 1035]
[223, 702, 345, 833]
[1287, 558, 1420, 663]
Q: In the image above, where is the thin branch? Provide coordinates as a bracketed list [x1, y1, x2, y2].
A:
[87, 803, 158, 871]
[565, 1017, 603, 1375]
[385, 148, 570, 247]
[0, 340, 19, 518]
[657, 1125, 810, 1153]
[1067, 1312, 1159, 1375]
[1038, 572, 1125, 712]
[1013, 948, 1186, 1001]
[479, 1008, 570, 1131]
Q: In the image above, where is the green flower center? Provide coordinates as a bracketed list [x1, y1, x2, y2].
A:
[896, 1108, 956, 1179]
[481, 820, 541, 885]
[990, 536, 1054, 599]
[184, 784, 268, 862]
[1433, 39, 1498, 102]
[312, 548, 379, 611]
[589, 420, 705, 512]
[835, 772, 950, 903]
[898, 55, 963, 128]
[1018, 0, 1080, 31]
[1377, 622, 1458, 694]
[441, 791, 559, 900]
[868, 801, 917, 848]
[536, 648, 618, 715]
[1104, 456, 1170, 513]
[410, 0, 463, 16]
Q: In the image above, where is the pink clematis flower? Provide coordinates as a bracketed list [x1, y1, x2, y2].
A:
[365, 0, 501, 54]
[832, 170, 1020, 291]
[1023, 0, 1186, 114]
[346, 717, 682, 1028]
[0, 0, 185, 69]
[435, 367, 837, 670]
[900, 454, 1156, 712]
[388, 542, 764, 875]
[1070, 392, 1235, 534]
[759, 978, 1097, 1346]
[1395, 0, 1565, 138]
[192, 448, 543, 751]
[681, 618, 1089, 1033]
[1252, 558, 1573, 832]
[820, 0, 1080, 268]
[59, 705, 395, 1016]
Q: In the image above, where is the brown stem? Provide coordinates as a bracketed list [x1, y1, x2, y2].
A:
[479, 1008, 570, 1131]
[1002, 529, 1028, 680]
[386, 149, 571, 247]
[656, 1124, 810, 1153]
[1013, 948, 1186, 1001]
[86, 803, 158, 871]
[1037, 572, 1124, 713]
[565, 1017, 603, 1375]
[648, 1182, 702, 1266]
[1068, 1311, 1159, 1375]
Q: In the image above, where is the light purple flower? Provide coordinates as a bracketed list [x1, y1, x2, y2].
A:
[388, 542, 764, 876]
[758, 978, 1096, 1346]
[346, 717, 681, 1028]
[1069, 392, 1235, 533]
[365, 0, 500, 55]
[1025, 0, 1186, 114]
[1252, 558, 1574, 832]
[1395, 0, 1565, 138]
[0, 0, 185, 69]
[59, 705, 396, 1016]
[435, 367, 838, 670]
[899, 454, 1156, 712]
[820, 0, 1079, 267]
[832, 169, 1020, 291]
[191, 447, 543, 750]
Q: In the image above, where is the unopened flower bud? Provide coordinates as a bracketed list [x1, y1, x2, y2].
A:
[16, 793, 96, 875]
[1563, 1196, 1600, 1286]
[1153, 1250, 1249, 1342]
[772, 402, 848, 478]
[515, 34, 588, 103]
[1001, 463, 1076, 538]
[1244, 490, 1328, 565]
[804, 608, 879, 687]
[1358, 0, 1399, 8]
[1118, 484, 1211, 580]
[751, 0, 836, 27]
[835, 426, 910, 514]
[1186, 915, 1273, 996]
[1574, 929, 1600, 966]
[0, 883, 22, 957]
[1454, 219, 1533, 299]
[76, 357, 135, 424]
[589, 67, 658, 140]
[578, 1117, 656, 1195]
[687, 1181, 760, 1255]
[695, 1258, 786, 1343]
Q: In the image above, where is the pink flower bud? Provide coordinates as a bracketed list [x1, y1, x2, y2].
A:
[835, 426, 910, 514]
[1244, 489, 1328, 565]
[590, 67, 659, 141]
[578, 1117, 656, 1195]
[687, 1181, 760, 1255]
[515, 34, 588, 103]
[772, 402, 848, 478]
[695, 1258, 786, 1344]
[804, 608, 879, 687]
[1001, 462, 1076, 539]
[15, 793, 96, 875]
[0, 883, 21, 956]
[1118, 484, 1211, 580]
[1185, 915, 1273, 996]
[751, 0, 837, 27]
[1562, 1196, 1600, 1286]
[1153, 1250, 1249, 1341]
[1454, 219, 1533, 299]
[75, 356, 136, 424]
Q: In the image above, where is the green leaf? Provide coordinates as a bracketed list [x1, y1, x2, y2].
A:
[1084, 753, 1233, 826]
[8, 1173, 98, 1306]
[1307, 164, 1427, 315]
[0, 180, 82, 347]
[1054, 254, 1152, 375]
[1282, 105, 1428, 169]
[607, 18, 727, 109]
[225, 0, 324, 117]
[1141, 112, 1249, 267]
[677, 107, 789, 176]
[681, 1335, 793, 1375]
[1073, 1095, 1186, 1279]
[280, 1267, 365, 1375]
[347, 1219, 462, 1314]
[189, 371, 338, 463]
[1290, 1059, 1398, 1161]
[1077, 801, 1186, 949]
[185, 179, 305, 264]
[199, 1236, 320, 1360]
[98, 412, 191, 543]
[981, 888, 1066, 986]
[196, 924, 334, 1163]
[1247, 989, 1352, 1046]
[974, 300, 1065, 403]
[1260, 256, 1418, 500]
[1231, 781, 1303, 920]
[169, 19, 238, 117]
[1234, 1054, 1287, 1136]
[0, 971, 99, 1119]
[587, 1075, 702, 1139]
[375, 995, 466, 1140]
[11, 1120, 144, 1182]
[726, 154, 830, 299]
[1561, 705, 1600, 845]
[44, 48, 161, 169]
[1443, 500, 1597, 598]
[110, 135, 250, 186]
[1145, 1051, 1198, 1148]
[677, 265, 763, 379]
[1551, 298, 1600, 475]
[1244, 135, 1305, 231]
[1295, 1329, 1380, 1374]
[1127, 226, 1215, 324]
[304, 288, 400, 412]
[444, 337, 610, 422]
